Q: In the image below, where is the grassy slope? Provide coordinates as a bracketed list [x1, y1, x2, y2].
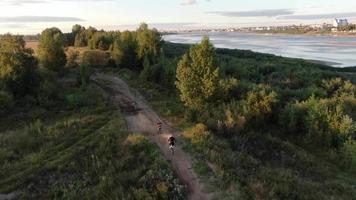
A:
[0, 77, 187, 199]
[116, 42, 356, 199]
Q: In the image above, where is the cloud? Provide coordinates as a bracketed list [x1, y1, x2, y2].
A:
[0, 23, 28, 29]
[278, 12, 356, 20]
[207, 9, 294, 17]
[181, 0, 197, 5]
[0, 16, 85, 23]
[0, 0, 113, 6]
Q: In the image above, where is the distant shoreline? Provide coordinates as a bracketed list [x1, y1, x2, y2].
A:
[164, 31, 356, 38]
[250, 31, 356, 38]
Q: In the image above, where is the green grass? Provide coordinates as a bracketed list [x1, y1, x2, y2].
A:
[115, 68, 356, 199]
[0, 79, 187, 199]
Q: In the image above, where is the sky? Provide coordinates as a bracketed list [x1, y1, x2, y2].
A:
[1, 0, 356, 34]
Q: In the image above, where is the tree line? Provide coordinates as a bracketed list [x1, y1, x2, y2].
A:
[0, 23, 162, 112]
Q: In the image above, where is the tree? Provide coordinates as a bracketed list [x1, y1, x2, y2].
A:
[88, 32, 113, 51]
[72, 24, 84, 36]
[111, 31, 138, 69]
[0, 34, 37, 96]
[136, 23, 162, 65]
[38, 28, 67, 71]
[175, 37, 220, 110]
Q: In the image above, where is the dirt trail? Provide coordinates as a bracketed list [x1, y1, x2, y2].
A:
[93, 74, 212, 200]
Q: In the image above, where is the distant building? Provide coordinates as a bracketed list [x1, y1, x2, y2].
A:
[333, 18, 349, 28]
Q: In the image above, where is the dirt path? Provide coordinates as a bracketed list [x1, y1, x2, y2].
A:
[93, 74, 212, 200]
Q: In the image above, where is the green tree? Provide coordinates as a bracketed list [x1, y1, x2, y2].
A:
[136, 23, 162, 65]
[72, 24, 84, 36]
[38, 28, 67, 71]
[74, 31, 87, 47]
[0, 34, 37, 96]
[88, 32, 113, 51]
[175, 37, 220, 110]
[111, 31, 138, 70]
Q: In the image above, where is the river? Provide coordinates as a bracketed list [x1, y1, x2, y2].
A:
[163, 32, 356, 67]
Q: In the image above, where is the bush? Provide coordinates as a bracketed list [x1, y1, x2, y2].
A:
[322, 78, 355, 97]
[66, 49, 79, 68]
[36, 68, 60, 107]
[82, 50, 110, 68]
[183, 123, 211, 150]
[65, 90, 92, 108]
[242, 85, 278, 122]
[140, 63, 163, 83]
[281, 96, 356, 149]
[76, 65, 91, 87]
[0, 90, 14, 111]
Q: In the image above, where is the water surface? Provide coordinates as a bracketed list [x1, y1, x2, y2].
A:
[163, 32, 356, 67]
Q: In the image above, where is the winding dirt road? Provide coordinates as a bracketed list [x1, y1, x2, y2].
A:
[93, 74, 212, 200]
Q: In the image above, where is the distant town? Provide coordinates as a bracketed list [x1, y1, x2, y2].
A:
[165, 18, 356, 35]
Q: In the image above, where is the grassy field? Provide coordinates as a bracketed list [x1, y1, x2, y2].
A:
[0, 72, 187, 199]
[113, 38, 356, 199]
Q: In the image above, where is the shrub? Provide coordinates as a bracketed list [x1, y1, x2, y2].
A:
[217, 109, 246, 136]
[183, 123, 211, 149]
[76, 65, 91, 87]
[36, 68, 60, 107]
[66, 49, 79, 68]
[65, 90, 91, 108]
[282, 96, 356, 149]
[82, 50, 110, 68]
[140, 63, 163, 83]
[322, 77, 355, 97]
[0, 90, 14, 111]
[242, 86, 278, 121]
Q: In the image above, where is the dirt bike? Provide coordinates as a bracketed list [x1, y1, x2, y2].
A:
[169, 144, 175, 155]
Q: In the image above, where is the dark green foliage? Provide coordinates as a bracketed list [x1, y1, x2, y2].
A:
[140, 56, 164, 83]
[82, 50, 110, 68]
[66, 49, 79, 68]
[88, 32, 113, 51]
[136, 40, 356, 199]
[241, 85, 278, 123]
[281, 96, 355, 149]
[74, 26, 98, 47]
[36, 68, 60, 107]
[76, 64, 91, 87]
[176, 37, 220, 110]
[65, 89, 93, 108]
[0, 84, 187, 199]
[0, 34, 38, 96]
[0, 90, 14, 112]
[38, 28, 67, 72]
[136, 23, 162, 64]
[111, 31, 138, 70]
